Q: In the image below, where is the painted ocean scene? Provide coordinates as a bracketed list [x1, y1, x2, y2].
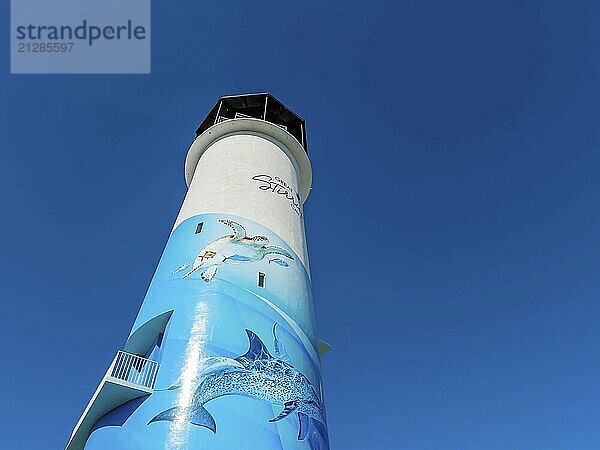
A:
[149, 324, 328, 450]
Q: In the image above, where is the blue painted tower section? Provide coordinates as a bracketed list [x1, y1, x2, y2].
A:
[74, 94, 330, 450]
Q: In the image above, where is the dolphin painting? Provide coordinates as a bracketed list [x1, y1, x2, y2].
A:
[176, 219, 294, 281]
[148, 325, 329, 450]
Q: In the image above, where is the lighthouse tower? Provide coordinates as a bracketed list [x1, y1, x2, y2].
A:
[66, 93, 330, 450]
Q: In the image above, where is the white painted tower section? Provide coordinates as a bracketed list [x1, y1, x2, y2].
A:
[174, 118, 312, 269]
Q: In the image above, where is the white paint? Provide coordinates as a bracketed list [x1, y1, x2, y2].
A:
[174, 119, 312, 270]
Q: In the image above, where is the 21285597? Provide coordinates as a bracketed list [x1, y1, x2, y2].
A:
[17, 42, 74, 52]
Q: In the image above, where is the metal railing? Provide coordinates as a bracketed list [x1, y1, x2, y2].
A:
[106, 350, 159, 390]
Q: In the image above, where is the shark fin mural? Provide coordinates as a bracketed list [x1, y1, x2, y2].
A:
[149, 325, 328, 450]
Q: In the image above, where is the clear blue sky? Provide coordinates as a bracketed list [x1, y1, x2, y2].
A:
[3, 1, 600, 449]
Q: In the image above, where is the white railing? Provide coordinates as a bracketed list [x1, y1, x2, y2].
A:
[106, 350, 159, 390]
[234, 112, 254, 119]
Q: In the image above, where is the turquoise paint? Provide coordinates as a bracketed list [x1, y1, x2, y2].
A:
[84, 214, 328, 450]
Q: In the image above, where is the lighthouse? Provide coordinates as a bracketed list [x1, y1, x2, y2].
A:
[66, 93, 330, 450]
